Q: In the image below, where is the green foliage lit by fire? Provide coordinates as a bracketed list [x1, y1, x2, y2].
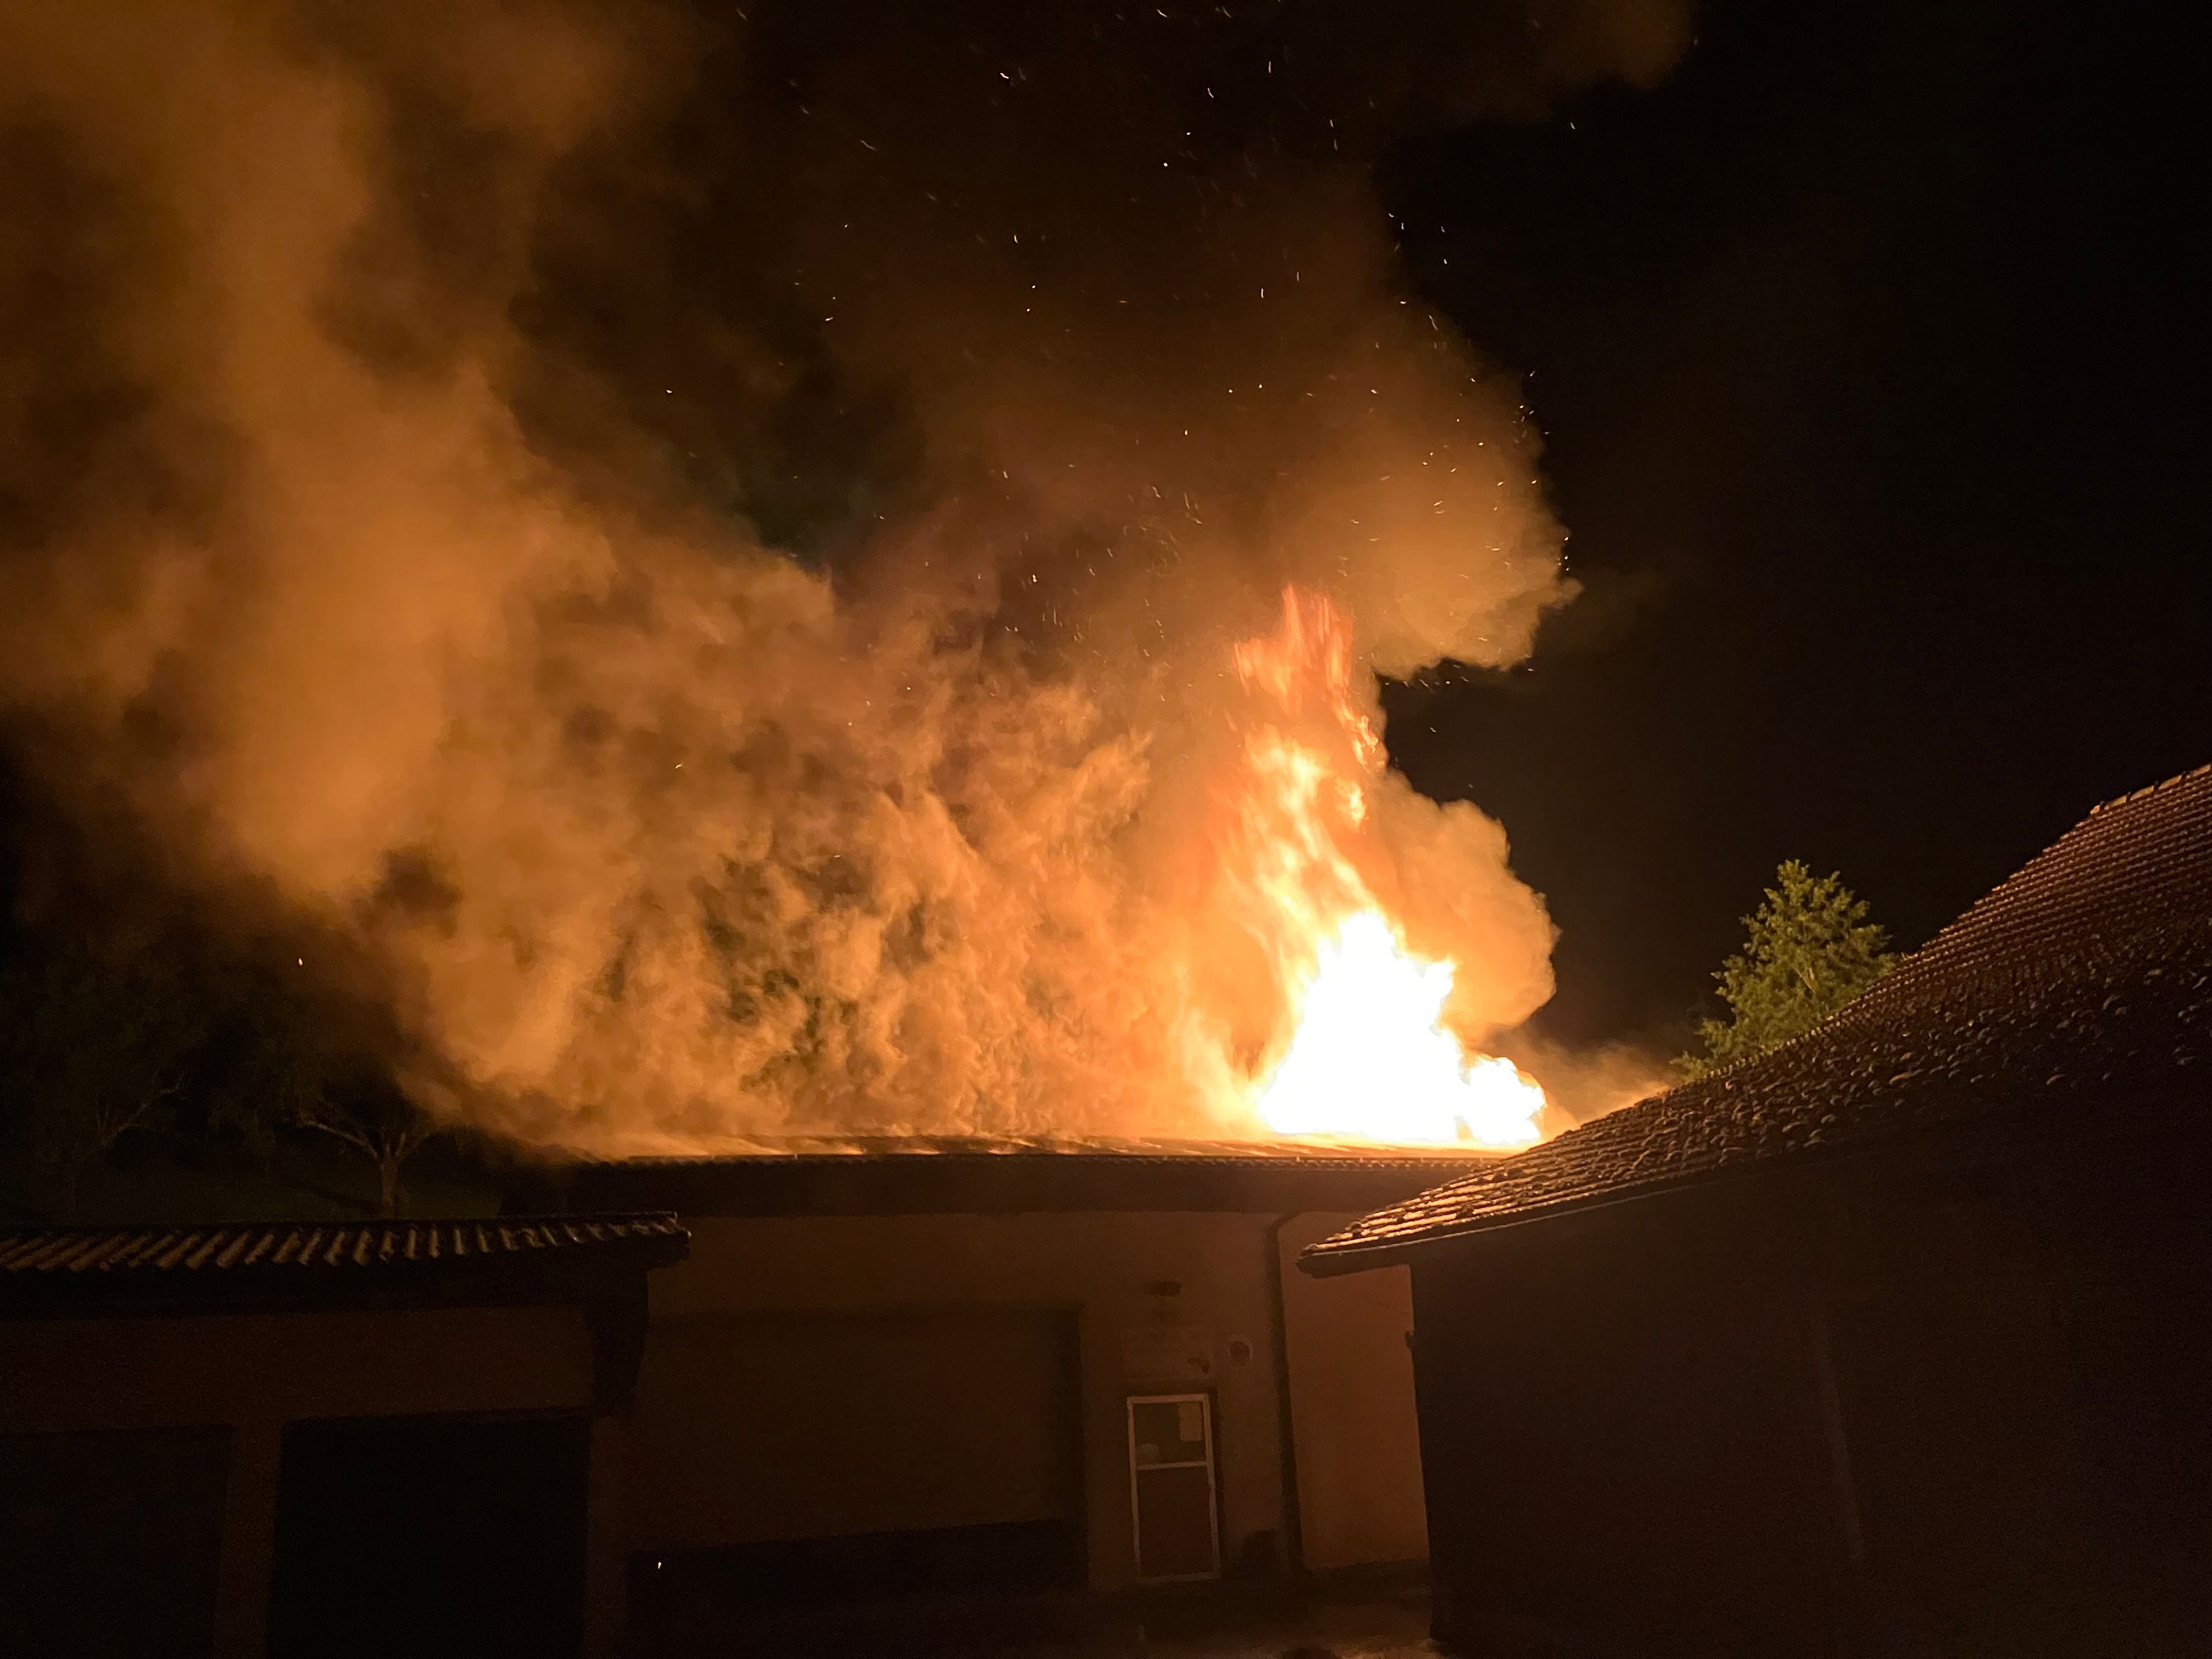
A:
[1673, 860, 1896, 1082]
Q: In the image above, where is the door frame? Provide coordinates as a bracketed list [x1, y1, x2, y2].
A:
[1124, 1391, 1222, 1584]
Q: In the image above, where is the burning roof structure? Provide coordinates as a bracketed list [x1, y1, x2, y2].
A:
[554, 1134, 1505, 1218]
[1307, 761, 2212, 1271]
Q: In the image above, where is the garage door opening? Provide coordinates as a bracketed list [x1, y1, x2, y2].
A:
[268, 1412, 590, 1659]
[630, 1307, 1084, 1629]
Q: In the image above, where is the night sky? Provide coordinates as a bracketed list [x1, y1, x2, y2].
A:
[1380, 0, 2210, 1048]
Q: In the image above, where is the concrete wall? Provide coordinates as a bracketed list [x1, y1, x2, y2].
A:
[634, 1209, 1430, 1593]
[1277, 1214, 1428, 1571]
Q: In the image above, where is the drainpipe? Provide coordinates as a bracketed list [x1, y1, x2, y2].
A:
[1262, 1210, 1307, 1588]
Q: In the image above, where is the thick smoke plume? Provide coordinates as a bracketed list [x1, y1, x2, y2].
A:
[0, 1, 1690, 1151]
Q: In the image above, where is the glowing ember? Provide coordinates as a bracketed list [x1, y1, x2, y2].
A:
[1215, 586, 1548, 1148]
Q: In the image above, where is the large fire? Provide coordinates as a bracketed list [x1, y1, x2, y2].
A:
[1213, 587, 1548, 1149]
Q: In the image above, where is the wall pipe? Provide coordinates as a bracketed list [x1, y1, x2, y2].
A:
[1262, 1209, 1307, 1587]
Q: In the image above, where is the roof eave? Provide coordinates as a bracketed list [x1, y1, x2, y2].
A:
[1297, 1170, 1718, 1276]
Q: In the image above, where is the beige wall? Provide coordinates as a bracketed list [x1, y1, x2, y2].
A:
[1278, 1214, 1429, 1570]
[635, 1209, 1428, 1592]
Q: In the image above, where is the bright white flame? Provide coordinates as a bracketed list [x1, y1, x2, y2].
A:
[1254, 909, 1546, 1147]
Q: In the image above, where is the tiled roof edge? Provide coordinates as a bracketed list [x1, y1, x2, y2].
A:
[0, 1213, 686, 1277]
[2088, 761, 2212, 816]
[1300, 1168, 1721, 1275]
[1301, 761, 2212, 1268]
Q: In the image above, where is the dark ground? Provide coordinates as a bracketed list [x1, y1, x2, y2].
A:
[637, 1572, 1437, 1658]
[1024, 1593, 1434, 1659]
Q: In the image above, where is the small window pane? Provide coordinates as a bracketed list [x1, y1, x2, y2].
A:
[1131, 1400, 1207, 1466]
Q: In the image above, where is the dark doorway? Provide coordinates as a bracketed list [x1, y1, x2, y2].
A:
[0, 1425, 231, 1659]
[268, 1411, 590, 1659]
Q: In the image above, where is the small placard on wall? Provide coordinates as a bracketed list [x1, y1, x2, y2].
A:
[1121, 1323, 1217, 1384]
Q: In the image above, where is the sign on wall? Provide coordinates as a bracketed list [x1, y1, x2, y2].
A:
[1120, 1324, 1217, 1385]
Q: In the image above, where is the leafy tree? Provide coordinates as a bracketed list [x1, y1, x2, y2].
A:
[1674, 860, 1897, 1081]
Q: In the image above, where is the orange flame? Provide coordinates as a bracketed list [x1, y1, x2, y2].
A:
[1212, 587, 1546, 1148]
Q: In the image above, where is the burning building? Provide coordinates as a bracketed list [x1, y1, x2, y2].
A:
[1305, 763, 2212, 1657]
[0, 4, 1701, 1651]
[545, 1138, 1487, 1649]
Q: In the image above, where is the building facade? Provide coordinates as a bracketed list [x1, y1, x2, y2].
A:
[0, 1215, 687, 1659]
[560, 1146, 1475, 1644]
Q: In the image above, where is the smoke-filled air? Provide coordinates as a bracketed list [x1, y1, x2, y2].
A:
[0, 1, 1692, 1153]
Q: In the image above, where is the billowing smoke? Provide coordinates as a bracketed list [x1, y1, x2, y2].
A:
[0, 1, 1690, 1150]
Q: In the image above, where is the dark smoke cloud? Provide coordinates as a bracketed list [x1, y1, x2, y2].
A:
[0, 0, 1689, 1150]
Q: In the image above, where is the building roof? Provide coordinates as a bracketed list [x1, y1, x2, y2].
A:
[0, 1213, 689, 1314]
[1305, 764, 2212, 1275]
[555, 1136, 1503, 1218]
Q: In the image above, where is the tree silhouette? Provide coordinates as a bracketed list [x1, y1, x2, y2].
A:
[199, 957, 435, 1220]
[0, 936, 205, 1219]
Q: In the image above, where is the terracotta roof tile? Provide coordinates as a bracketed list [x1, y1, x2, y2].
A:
[0, 1213, 687, 1286]
[1304, 764, 2212, 1273]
